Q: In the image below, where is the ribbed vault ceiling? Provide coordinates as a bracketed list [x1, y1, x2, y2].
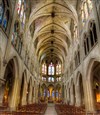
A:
[29, 0, 78, 64]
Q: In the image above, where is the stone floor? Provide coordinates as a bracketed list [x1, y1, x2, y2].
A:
[44, 103, 57, 115]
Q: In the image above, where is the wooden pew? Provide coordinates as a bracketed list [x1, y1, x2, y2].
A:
[0, 103, 47, 115]
[55, 104, 86, 115]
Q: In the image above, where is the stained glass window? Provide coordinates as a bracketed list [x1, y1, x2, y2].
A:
[12, 21, 19, 46]
[48, 62, 54, 75]
[0, 0, 4, 24]
[0, 0, 10, 30]
[17, 0, 22, 14]
[59, 77, 61, 81]
[56, 78, 59, 81]
[81, 0, 93, 27]
[22, 13, 26, 28]
[44, 89, 46, 97]
[52, 90, 54, 97]
[20, 4, 24, 22]
[42, 63, 47, 75]
[48, 77, 51, 82]
[52, 77, 54, 82]
[48, 77, 54, 82]
[56, 63, 61, 75]
[87, 0, 93, 12]
[47, 90, 50, 97]
[42, 77, 46, 81]
[56, 90, 58, 97]
[81, 5, 85, 26]
[17, 0, 26, 28]
[84, 2, 88, 19]
[3, 10, 9, 30]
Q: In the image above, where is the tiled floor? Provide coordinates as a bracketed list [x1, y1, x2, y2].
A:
[44, 103, 57, 115]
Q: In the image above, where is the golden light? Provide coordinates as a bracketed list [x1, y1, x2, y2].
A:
[96, 93, 100, 102]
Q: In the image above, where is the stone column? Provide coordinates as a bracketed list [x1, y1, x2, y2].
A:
[36, 85, 39, 103]
[28, 85, 32, 104]
[70, 86, 75, 105]
[0, 82, 5, 104]
[0, 78, 6, 104]
[75, 85, 81, 106]
[66, 88, 68, 104]
[83, 79, 96, 113]
[54, 89, 56, 101]
[21, 81, 27, 105]
[65, 89, 68, 104]
[64, 89, 66, 103]
[67, 88, 70, 104]
[9, 77, 20, 110]
[32, 87, 35, 103]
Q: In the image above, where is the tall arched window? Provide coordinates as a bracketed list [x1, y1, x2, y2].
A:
[12, 21, 23, 56]
[84, 2, 88, 19]
[48, 62, 54, 75]
[89, 21, 98, 47]
[17, 0, 22, 14]
[56, 63, 61, 75]
[12, 21, 20, 47]
[0, 0, 4, 24]
[83, 21, 97, 56]
[87, 0, 93, 13]
[3, 10, 9, 30]
[74, 46, 80, 68]
[80, 0, 93, 27]
[0, 0, 10, 30]
[42, 63, 47, 75]
[83, 33, 90, 56]
[18, 37, 23, 55]
[81, 5, 85, 26]
[17, 0, 26, 28]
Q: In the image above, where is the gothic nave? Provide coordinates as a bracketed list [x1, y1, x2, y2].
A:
[0, 0, 100, 115]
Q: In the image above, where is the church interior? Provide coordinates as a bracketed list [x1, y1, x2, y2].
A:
[0, 0, 100, 115]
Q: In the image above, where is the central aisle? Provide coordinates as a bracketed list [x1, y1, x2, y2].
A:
[44, 103, 57, 115]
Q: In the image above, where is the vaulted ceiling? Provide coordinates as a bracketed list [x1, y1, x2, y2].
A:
[28, 0, 78, 64]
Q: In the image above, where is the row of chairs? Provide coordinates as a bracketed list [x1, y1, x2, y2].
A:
[0, 103, 47, 115]
[0, 105, 8, 110]
[55, 104, 100, 115]
[55, 104, 86, 115]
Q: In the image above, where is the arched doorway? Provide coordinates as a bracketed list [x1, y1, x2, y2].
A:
[48, 84, 54, 103]
[90, 61, 100, 111]
[86, 60, 100, 112]
[2, 59, 15, 107]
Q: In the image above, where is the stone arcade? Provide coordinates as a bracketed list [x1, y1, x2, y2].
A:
[0, 0, 100, 114]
